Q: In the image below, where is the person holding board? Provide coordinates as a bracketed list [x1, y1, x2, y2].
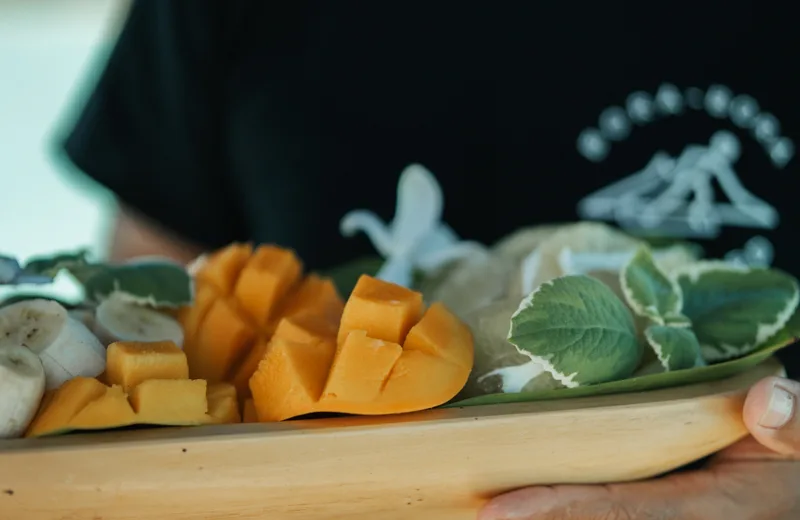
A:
[60, 1, 800, 517]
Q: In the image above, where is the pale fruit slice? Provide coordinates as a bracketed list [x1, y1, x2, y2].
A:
[0, 299, 106, 390]
[0, 344, 46, 438]
[94, 296, 185, 348]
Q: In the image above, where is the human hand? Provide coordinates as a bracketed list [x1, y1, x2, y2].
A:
[478, 375, 800, 519]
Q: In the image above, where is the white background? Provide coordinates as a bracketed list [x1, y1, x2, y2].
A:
[0, 0, 127, 298]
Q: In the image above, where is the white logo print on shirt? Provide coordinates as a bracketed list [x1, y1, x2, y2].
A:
[575, 83, 795, 267]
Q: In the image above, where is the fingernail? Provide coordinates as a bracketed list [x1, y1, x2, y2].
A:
[759, 383, 796, 429]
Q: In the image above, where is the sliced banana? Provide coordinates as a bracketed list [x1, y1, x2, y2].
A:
[93, 296, 184, 348]
[0, 344, 46, 438]
[68, 307, 97, 331]
[0, 299, 106, 390]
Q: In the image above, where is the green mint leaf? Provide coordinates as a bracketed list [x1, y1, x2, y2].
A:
[0, 255, 23, 284]
[508, 274, 642, 387]
[620, 246, 682, 324]
[664, 312, 692, 328]
[83, 259, 193, 308]
[644, 325, 704, 371]
[445, 306, 800, 408]
[675, 261, 800, 361]
[23, 250, 93, 279]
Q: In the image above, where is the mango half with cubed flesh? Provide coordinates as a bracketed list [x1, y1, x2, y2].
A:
[177, 242, 344, 400]
[249, 274, 474, 421]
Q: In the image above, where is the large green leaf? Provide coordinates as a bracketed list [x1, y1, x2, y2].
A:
[1, 251, 95, 285]
[0, 293, 83, 309]
[508, 275, 641, 387]
[0, 255, 23, 284]
[644, 324, 704, 371]
[23, 250, 96, 282]
[444, 307, 800, 408]
[82, 261, 193, 308]
[620, 246, 682, 324]
[675, 262, 799, 361]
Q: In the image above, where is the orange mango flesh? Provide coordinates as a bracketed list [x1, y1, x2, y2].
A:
[249, 338, 336, 422]
[242, 398, 258, 423]
[190, 298, 258, 382]
[25, 245, 476, 433]
[320, 330, 403, 403]
[279, 274, 344, 323]
[337, 275, 423, 345]
[231, 310, 338, 400]
[196, 242, 252, 293]
[130, 379, 208, 425]
[206, 383, 242, 424]
[179, 284, 217, 356]
[178, 242, 345, 400]
[105, 340, 189, 393]
[249, 274, 474, 422]
[69, 384, 138, 430]
[207, 382, 237, 401]
[403, 302, 475, 370]
[230, 338, 271, 401]
[26, 377, 115, 437]
[25, 343, 241, 438]
[233, 245, 303, 327]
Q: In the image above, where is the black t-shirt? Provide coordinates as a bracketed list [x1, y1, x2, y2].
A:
[62, 1, 800, 372]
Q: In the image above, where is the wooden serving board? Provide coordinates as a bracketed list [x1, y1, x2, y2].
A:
[0, 357, 783, 520]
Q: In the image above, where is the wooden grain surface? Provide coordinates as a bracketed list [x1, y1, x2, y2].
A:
[0, 357, 783, 520]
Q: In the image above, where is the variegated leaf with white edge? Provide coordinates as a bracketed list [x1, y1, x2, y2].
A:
[644, 324, 705, 371]
[0, 256, 22, 284]
[507, 274, 642, 387]
[673, 261, 800, 361]
[620, 246, 683, 324]
[83, 258, 193, 308]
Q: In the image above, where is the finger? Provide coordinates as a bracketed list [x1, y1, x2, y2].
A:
[478, 481, 687, 520]
[712, 435, 792, 462]
[743, 376, 800, 456]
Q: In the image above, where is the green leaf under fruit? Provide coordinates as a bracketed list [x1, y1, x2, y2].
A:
[644, 325, 703, 371]
[445, 306, 800, 408]
[508, 274, 641, 387]
[664, 313, 692, 328]
[620, 246, 682, 324]
[0, 293, 83, 309]
[675, 261, 800, 362]
[0, 256, 22, 284]
[82, 261, 193, 308]
[23, 250, 95, 281]
[1, 251, 96, 285]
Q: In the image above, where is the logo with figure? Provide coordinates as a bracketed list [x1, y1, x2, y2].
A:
[575, 83, 795, 267]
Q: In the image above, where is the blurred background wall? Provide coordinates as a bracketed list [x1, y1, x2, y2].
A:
[0, 0, 129, 298]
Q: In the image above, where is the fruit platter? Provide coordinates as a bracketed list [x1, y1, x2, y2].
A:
[0, 165, 798, 520]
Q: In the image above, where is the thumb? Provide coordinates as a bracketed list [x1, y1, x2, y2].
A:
[743, 376, 800, 456]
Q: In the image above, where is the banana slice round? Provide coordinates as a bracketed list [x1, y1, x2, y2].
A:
[0, 299, 106, 390]
[68, 307, 97, 332]
[93, 296, 184, 348]
[0, 344, 46, 438]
